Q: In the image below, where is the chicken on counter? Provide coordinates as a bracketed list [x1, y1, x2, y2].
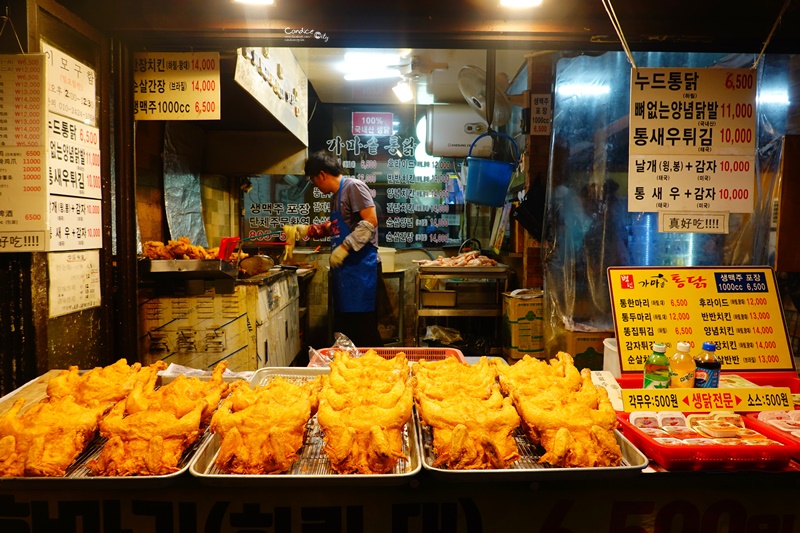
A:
[413, 357, 520, 470]
[210, 377, 321, 475]
[317, 350, 413, 474]
[495, 352, 622, 468]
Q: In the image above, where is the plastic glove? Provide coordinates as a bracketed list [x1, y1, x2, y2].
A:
[343, 220, 375, 252]
[329, 245, 349, 269]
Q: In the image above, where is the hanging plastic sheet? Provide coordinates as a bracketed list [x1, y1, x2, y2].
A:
[542, 51, 789, 355]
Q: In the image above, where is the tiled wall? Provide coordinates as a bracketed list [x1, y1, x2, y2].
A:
[200, 174, 234, 249]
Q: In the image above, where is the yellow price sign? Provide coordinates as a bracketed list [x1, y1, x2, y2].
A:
[607, 266, 794, 373]
[621, 387, 794, 413]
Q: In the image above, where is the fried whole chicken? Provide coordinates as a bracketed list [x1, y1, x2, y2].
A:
[317, 350, 413, 474]
[47, 358, 147, 408]
[0, 396, 107, 477]
[87, 361, 233, 476]
[413, 357, 520, 469]
[495, 352, 622, 468]
[87, 400, 206, 476]
[210, 377, 321, 474]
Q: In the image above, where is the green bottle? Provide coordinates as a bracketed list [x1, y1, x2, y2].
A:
[643, 342, 670, 389]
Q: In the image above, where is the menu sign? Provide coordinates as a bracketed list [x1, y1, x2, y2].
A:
[42, 42, 97, 126]
[628, 68, 757, 230]
[133, 52, 220, 120]
[608, 266, 794, 373]
[48, 249, 101, 318]
[621, 387, 793, 413]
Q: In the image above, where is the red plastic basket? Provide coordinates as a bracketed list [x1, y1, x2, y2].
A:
[315, 347, 466, 363]
[615, 371, 800, 392]
[617, 412, 800, 471]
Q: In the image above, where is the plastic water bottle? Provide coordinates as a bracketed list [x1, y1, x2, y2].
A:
[643, 342, 670, 389]
[668, 341, 696, 388]
[694, 341, 721, 388]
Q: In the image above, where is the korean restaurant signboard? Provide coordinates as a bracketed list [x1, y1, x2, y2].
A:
[607, 266, 794, 374]
[133, 52, 221, 120]
[0, 47, 102, 253]
[352, 112, 393, 137]
[628, 68, 757, 233]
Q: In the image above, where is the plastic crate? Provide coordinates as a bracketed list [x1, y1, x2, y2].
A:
[617, 412, 799, 471]
[315, 347, 466, 363]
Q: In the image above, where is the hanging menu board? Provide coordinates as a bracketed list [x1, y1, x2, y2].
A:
[0, 54, 48, 251]
[628, 68, 757, 233]
[42, 42, 102, 251]
[608, 266, 794, 374]
[133, 52, 221, 121]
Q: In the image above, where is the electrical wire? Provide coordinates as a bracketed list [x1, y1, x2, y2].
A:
[600, 0, 637, 69]
[752, 0, 792, 69]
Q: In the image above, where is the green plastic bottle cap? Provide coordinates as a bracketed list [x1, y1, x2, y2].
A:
[652, 342, 666, 352]
[676, 341, 691, 352]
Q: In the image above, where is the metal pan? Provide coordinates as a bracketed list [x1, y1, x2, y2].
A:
[189, 367, 421, 486]
[417, 263, 510, 274]
[416, 410, 648, 481]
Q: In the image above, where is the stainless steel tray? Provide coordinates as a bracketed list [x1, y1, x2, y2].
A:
[138, 258, 238, 279]
[0, 369, 212, 487]
[416, 411, 648, 481]
[190, 366, 421, 485]
[418, 263, 509, 275]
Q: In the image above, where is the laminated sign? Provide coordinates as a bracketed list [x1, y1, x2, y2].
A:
[628, 68, 757, 233]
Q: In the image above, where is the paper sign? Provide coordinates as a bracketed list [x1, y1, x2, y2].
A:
[48, 249, 101, 317]
[608, 266, 794, 372]
[628, 67, 757, 218]
[133, 52, 220, 120]
[621, 387, 793, 412]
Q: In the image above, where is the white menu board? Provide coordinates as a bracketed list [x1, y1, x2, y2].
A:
[42, 42, 97, 127]
[48, 249, 101, 317]
[47, 115, 102, 199]
[133, 52, 221, 120]
[628, 68, 757, 226]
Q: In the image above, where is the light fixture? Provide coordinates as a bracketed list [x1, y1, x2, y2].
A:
[339, 52, 408, 81]
[233, 0, 275, 4]
[500, 0, 542, 7]
[392, 80, 414, 103]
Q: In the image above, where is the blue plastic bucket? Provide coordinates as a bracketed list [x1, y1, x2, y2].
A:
[465, 131, 519, 207]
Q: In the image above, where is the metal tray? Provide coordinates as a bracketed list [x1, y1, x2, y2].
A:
[416, 411, 648, 481]
[418, 263, 509, 275]
[138, 258, 238, 279]
[0, 369, 214, 487]
[189, 366, 421, 485]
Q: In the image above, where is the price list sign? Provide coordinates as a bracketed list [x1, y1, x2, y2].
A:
[621, 388, 793, 413]
[48, 250, 101, 318]
[608, 266, 794, 373]
[0, 54, 48, 251]
[133, 52, 220, 120]
[628, 68, 757, 226]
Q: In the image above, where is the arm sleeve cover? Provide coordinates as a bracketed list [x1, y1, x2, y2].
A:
[344, 220, 376, 252]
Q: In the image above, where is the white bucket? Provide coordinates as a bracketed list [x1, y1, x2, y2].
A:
[378, 247, 396, 272]
[603, 337, 621, 378]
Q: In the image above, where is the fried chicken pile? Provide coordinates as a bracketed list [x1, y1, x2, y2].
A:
[495, 352, 622, 468]
[419, 250, 498, 268]
[317, 350, 413, 474]
[210, 376, 321, 474]
[142, 236, 220, 260]
[0, 359, 153, 477]
[413, 357, 521, 469]
[87, 361, 232, 476]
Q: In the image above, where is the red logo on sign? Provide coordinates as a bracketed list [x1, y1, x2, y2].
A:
[620, 274, 635, 289]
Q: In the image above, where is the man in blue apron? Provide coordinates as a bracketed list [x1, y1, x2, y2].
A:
[304, 151, 383, 347]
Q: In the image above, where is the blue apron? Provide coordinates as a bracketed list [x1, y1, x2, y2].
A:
[331, 179, 378, 313]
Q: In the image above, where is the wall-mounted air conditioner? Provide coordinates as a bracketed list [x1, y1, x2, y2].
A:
[425, 104, 492, 158]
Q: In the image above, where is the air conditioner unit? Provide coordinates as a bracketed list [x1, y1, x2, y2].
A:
[425, 104, 491, 158]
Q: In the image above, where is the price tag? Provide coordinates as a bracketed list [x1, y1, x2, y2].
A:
[608, 266, 794, 373]
[133, 52, 220, 120]
[621, 387, 793, 412]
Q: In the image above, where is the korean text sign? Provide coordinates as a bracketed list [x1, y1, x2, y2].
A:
[608, 266, 794, 373]
[628, 68, 756, 218]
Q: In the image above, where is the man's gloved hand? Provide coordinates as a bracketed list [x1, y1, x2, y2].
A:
[330, 245, 349, 269]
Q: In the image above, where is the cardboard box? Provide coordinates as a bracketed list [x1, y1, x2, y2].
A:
[502, 289, 544, 359]
[564, 329, 612, 371]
